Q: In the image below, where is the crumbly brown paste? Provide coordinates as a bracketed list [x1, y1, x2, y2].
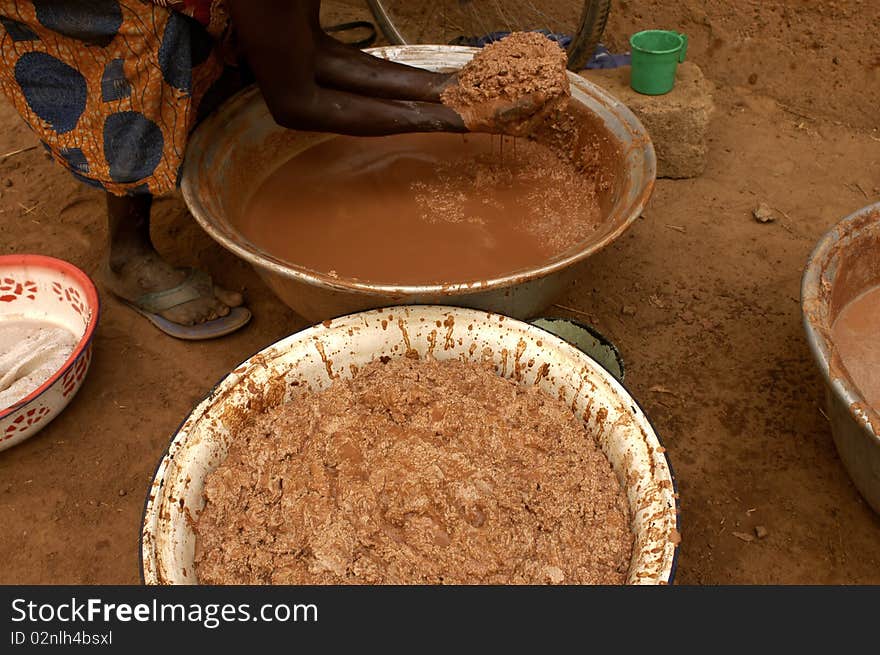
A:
[441, 32, 571, 135]
[195, 358, 633, 584]
[410, 135, 601, 256]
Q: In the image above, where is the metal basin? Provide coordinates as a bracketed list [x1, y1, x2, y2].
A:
[181, 46, 655, 322]
[802, 201, 880, 512]
[141, 306, 679, 584]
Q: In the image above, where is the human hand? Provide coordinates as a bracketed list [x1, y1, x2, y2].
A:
[226, 0, 465, 136]
[449, 91, 568, 136]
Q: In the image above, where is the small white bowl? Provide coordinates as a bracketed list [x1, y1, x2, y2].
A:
[142, 305, 679, 585]
[0, 254, 100, 451]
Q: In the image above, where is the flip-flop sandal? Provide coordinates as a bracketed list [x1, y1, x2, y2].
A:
[124, 268, 252, 341]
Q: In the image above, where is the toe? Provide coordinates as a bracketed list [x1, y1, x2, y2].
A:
[160, 297, 218, 326]
[198, 298, 230, 324]
[215, 287, 244, 308]
[206, 298, 229, 322]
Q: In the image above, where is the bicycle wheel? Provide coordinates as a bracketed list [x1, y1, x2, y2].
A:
[366, 0, 612, 71]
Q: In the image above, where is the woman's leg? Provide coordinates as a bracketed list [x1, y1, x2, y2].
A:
[103, 192, 242, 326]
[0, 4, 249, 333]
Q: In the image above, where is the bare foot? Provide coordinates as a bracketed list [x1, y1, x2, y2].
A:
[101, 250, 243, 326]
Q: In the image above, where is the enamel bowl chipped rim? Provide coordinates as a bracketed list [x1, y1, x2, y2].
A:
[0, 254, 100, 451]
[141, 305, 679, 585]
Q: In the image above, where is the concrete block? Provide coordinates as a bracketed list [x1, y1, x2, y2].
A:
[582, 62, 715, 179]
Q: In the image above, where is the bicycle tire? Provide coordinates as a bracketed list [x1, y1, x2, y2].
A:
[567, 0, 612, 71]
[366, 0, 612, 71]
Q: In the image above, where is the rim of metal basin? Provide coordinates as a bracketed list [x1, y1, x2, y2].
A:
[801, 200, 880, 438]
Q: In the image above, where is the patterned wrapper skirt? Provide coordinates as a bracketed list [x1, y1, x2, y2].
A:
[0, 0, 242, 196]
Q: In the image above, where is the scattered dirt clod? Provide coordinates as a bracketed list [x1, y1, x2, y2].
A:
[753, 203, 777, 223]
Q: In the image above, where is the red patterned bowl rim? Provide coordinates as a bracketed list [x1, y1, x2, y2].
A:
[0, 254, 100, 420]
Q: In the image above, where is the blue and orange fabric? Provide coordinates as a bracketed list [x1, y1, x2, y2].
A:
[0, 0, 240, 195]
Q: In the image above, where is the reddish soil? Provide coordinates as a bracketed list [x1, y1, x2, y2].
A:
[1, 1, 879, 584]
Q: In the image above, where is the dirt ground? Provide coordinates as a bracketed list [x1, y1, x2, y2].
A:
[1, 1, 879, 584]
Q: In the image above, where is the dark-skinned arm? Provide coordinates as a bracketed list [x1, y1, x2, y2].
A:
[225, 0, 465, 136]
[313, 33, 451, 102]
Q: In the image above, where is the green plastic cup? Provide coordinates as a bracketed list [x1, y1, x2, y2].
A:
[630, 30, 688, 95]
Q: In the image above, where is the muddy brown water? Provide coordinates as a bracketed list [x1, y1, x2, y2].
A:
[233, 132, 601, 285]
[831, 284, 880, 410]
